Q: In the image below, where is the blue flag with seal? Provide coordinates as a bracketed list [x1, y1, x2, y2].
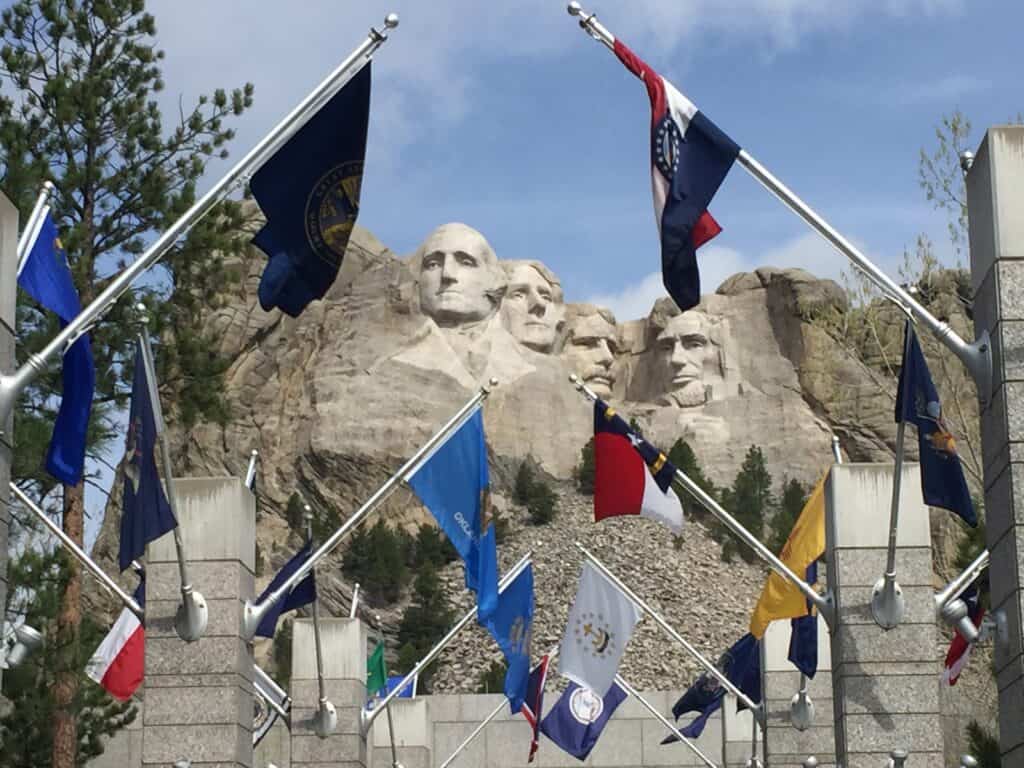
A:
[17, 212, 95, 486]
[254, 541, 317, 638]
[895, 321, 976, 527]
[251, 63, 371, 317]
[484, 563, 534, 712]
[119, 341, 176, 571]
[788, 562, 819, 678]
[407, 408, 499, 620]
[539, 680, 627, 761]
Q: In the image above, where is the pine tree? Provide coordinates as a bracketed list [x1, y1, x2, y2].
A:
[721, 446, 774, 563]
[667, 438, 716, 514]
[0, 2, 254, 764]
[576, 436, 595, 495]
[767, 477, 808, 555]
[396, 564, 453, 692]
[514, 461, 534, 505]
[965, 720, 1001, 768]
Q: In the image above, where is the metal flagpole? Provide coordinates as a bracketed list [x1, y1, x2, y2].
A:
[15, 180, 56, 275]
[253, 665, 291, 747]
[9, 482, 143, 619]
[753, 642, 765, 768]
[304, 505, 337, 739]
[374, 614, 402, 768]
[244, 449, 260, 491]
[350, 583, 361, 618]
[615, 674, 718, 768]
[870, 321, 914, 630]
[574, 541, 762, 718]
[569, 376, 833, 628]
[563, 2, 992, 402]
[934, 549, 991, 644]
[0, 13, 401, 437]
[721, 692, 728, 767]
[137, 319, 208, 642]
[243, 381, 497, 640]
[361, 552, 533, 733]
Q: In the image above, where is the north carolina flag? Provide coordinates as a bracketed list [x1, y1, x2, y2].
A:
[614, 40, 740, 312]
[942, 584, 984, 686]
[86, 579, 145, 701]
[593, 399, 684, 533]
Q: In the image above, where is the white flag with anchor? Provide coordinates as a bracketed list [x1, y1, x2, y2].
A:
[558, 561, 642, 697]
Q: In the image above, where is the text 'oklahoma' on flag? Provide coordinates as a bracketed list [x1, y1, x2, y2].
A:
[252, 63, 371, 317]
[86, 577, 145, 702]
[16, 212, 95, 486]
[593, 399, 684, 533]
[614, 40, 740, 312]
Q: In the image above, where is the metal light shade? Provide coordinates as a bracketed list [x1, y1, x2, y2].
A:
[4, 624, 43, 668]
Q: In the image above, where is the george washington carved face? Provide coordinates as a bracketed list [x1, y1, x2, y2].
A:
[416, 223, 504, 327]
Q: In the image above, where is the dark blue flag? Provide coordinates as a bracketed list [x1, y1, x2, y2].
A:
[252, 64, 371, 317]
[789, 562, 819, 678]
[540, 681, 627, 761]
[17, 213, 95, 486]
[663, 632, 762, 743]
[484, 563, 534, 712]
[408, 408, 499, 620]
[895, 322, 976, 527]
[255, 540, 317, 638]
[119, 342, 176, 571]
[521, 654, 550, 763]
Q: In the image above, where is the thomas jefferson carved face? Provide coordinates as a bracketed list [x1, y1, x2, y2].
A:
[654, 311, 714, 407]
[563, 307, 618, 398]
[501, 261, 565, 353]
[417, 223, 504, 327]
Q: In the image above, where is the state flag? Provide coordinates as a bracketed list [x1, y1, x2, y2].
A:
[942, 584, 984, 686]
[788, 563, 820, 679]
[521, 654, 550, 763]
[613, 40, 740, 312]
[367, 640, 388, 697]
[86, 578, 145, 701]
[558, 561, 642, 697]
[484, 563, 534, 712]
[254, 541, 317, 638]
[593, 399, 684, 533]
[539, 681, 627, 762]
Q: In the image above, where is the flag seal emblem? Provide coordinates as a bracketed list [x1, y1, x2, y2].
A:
[569, 686, 604, 725]
[305, 160, 363, 266]
[573, 611, 617, 659]
[653, 115, 681, 179]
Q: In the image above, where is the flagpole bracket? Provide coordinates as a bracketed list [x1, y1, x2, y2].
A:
[789, 688, 814, 732]
[175, 588, 209, 642]
[964, 329, 992, 407]
[817, 590, 836, 631]
[870, 575, 905, 631]
[939, 596, 980, 645]
[241, 599, 266, 642]
[312, 699, 338, 739]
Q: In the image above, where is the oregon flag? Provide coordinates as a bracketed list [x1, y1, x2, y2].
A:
[749, 472, 827, 638]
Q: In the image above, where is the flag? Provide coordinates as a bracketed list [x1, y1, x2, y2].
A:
[86, 578, 145, 701]
[254, 541, 317, 638]
[367, 640, 387, 697]
[119, 341, 176, 571]
[484, 563, 534, 712]
[593, 400, 684, 533]
[788, 564, 819, 678]
[559, 561, 642, 697]
[539, 681, 627, 761]
[521, 654, 550, 763]
[749, 472, 826, 638]
[385, 674, 416, 698]
[613, 41, 740, 312]
[408, 408, 499, 619]
[663, 633, 762, 743]
[895, 322, 976, 526]
[17, 212, 95, 486]
[942, 584, 984, 686]
[252, 63, 372, 317]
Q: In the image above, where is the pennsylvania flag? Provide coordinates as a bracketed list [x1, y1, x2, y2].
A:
[895, 321, 976, 527]
[252, 64, 371, 317]
[749, 472, 826, 639]
[17, 212, 95, 486]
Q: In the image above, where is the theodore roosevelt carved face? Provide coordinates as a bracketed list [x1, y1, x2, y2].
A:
[562, 305, 619, 398]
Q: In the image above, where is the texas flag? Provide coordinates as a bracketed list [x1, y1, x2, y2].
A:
[942, 584, 985, 686]
[614, 40, 740, 312]
[86, 579, 145, 701]
[593, 399, 684, 532]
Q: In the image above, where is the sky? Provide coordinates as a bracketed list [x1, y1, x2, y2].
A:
[36, 0, 1019, 544]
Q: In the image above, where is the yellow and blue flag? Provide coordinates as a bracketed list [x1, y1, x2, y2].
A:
[895, 321, 976, 527]
[788, 563, 819, 678]
[252, 64, 371, 317]
[17, 213, 95, 485]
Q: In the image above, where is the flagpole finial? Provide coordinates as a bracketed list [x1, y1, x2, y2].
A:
[303, 504, 313, 523]
[384, 13, 399, 29]
[134, 302, 150, 327]
[481, 377, 499, 395]
[567, 1, 583, 15]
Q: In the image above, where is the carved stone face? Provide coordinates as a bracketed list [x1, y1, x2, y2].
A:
[418, 223, 503, 327]
[501, 262, 564, 353]
[654, 312, 713, 407]
[563, 308, 618, 398]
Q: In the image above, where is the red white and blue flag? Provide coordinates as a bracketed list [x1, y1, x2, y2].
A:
[593, 400, 684, 533]
[86, 579, 145, 701]
[614, 40, 740, 312]
[942, 584, 984, 686]
[520, 653, 550, 763]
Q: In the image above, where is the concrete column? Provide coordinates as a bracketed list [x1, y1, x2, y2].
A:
[966, 125, 1024, 767]
[0, 192, 18, 693]
[290, 617, 368, 768]
[762, 615, 835, 766]
[142, 477, 256, 768]
[723, 694, 760, 767]
[371, 695, 431, 768]
[825, 463, 942, 767]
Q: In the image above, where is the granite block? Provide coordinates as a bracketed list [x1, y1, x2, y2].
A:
[291, 733, 365, 763]
[832, 623, 938, 666]
[831, 548, 934, 589]
[146, 636, 252, 677]
[432, 721, 487, 767]
[144, 684, 249, 726]
[142, 723, 251, 766]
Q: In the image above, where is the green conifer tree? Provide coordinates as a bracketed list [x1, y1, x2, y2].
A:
[721, 446, 774, 563]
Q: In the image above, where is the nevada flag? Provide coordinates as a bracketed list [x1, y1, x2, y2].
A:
[614, 40, 740, 312]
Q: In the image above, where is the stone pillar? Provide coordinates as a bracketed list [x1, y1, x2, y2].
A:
[371, 696, 431, 768]
[290, 617, 368, 768]
[142, 477, 255, 768]
[966, 125, 1024, 767]
[0, 192, 17, 692]
[723, 694, 761, 767]
[763, 614, 835, 767]
[825, 463, 942, 767]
